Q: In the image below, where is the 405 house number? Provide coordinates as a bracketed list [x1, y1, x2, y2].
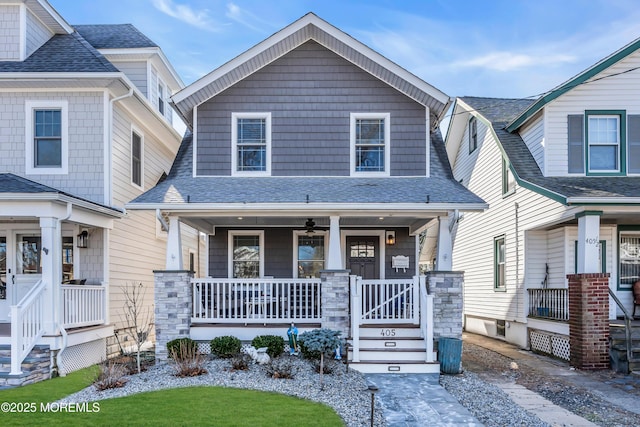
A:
[380, 329, 396, 337]
[585, 237, 599, 245]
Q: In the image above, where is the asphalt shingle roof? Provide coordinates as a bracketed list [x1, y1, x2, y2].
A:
[74, 24, 158, 49]
[0, 173, 123, 213]
[462, 97, 640, 201]
[130, 130, 485, 206]
[0, 32, 117, 73]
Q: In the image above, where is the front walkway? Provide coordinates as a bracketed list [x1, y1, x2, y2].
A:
[365, 373, 480, 426]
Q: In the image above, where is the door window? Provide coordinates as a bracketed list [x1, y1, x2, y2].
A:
[17, 235, 41, 275]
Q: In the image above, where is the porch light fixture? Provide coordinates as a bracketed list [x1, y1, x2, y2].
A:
[77, 230, 88, 248]
[385, 230, 396, 246]
[305, 218, 316, 235]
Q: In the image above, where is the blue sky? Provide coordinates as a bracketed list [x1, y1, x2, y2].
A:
[49, 0, 640, 100]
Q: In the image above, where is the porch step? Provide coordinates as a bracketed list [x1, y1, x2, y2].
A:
[358, 324, 422, 339]
[609, 324, 640, 373]
[349, 361, 440, 374]
[359, 337, 426, 350]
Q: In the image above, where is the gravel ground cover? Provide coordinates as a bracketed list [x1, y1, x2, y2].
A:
[442, 342, 640, 427]
[59, 356, 385, 427]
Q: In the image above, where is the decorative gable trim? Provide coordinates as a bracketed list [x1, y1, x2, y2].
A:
[171, 13, 449, 127]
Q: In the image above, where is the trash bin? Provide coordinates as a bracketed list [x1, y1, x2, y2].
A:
[438, 337, 462, 374]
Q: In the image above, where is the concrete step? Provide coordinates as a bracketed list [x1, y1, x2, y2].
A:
[350, 361, 440, 374]
[359, 337, 426, 350]
[357, 348, 428, 362]
[358, 325, 422, 339]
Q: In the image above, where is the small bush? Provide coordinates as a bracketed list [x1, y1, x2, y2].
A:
[230, 353, 251, 371]
[94, 359, 128, 390]
[298, 340, 322, 360]
[169, 344, 208, 377]
[265, 357, 296, 379]
[166, 338, 197, 361]
[251, 335, 285, 359]
[210, 335, 242, 358]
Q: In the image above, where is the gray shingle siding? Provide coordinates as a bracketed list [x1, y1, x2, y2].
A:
[196, 41, 428, 177]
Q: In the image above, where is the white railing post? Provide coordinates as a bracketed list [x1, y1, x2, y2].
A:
[350, 275, 360, 362]
[426, 294, 434, 362]
[10, 305, 21, 375]
[412, 275, 420, 324]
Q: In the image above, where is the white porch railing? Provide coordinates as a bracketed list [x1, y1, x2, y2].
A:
[528, 288, 569, 322]
[11, 280, 46, 375]
[62, 285, 106, 328]
[192, 278, 322, 324]
[419, 276, 435, 362]
[357, 277, 419, 324]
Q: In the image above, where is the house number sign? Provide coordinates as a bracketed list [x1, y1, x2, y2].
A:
[585, 237, 599, 246]
[380, 329, 396, 337]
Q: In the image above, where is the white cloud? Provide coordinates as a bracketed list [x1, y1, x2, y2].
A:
[225, 3, 273, 33]
[151, 0, 224, 32]
[454, 51, 576, 72]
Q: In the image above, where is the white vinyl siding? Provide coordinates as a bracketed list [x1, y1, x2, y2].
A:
[25, 9, 52, 58]
[520, 114, 545, 173]
[544, 49, 640, 176]
[112, 61, 149, 96]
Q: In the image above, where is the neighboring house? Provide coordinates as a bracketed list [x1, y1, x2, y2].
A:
[446, 36, 640, 368]
[0, 0, 202, 387]
[127, 13, 486, 373]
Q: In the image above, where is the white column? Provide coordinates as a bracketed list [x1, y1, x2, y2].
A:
[327, 216, 342, 269]
[436, 215, 452, 271]
[576, 212, 601, 273]
[166, 216, 183, 270]
[40, 216, 61, 333]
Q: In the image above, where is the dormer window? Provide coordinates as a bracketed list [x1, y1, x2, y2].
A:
[350, 113, 390, 176]
[231, 113, 271, 176]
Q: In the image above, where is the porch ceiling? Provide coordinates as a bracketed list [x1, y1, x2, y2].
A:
[178, 215, 434, 235]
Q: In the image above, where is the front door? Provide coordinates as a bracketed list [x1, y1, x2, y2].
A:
[346, 236, 380, 279]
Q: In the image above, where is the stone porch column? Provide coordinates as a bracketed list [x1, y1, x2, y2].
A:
[154, 270, 193, 361]
[427, 271, 464, 340]
[567, 273, 610, 370]
[320, 270, 350, 339]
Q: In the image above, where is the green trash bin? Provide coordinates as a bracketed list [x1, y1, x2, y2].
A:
[438, 337, 462, 374]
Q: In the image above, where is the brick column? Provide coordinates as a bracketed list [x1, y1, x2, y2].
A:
[320, 270, 350, 338]
[567, 273, 610, 370]
[427, 271, 464, 340]
[154, 270, 193, 361]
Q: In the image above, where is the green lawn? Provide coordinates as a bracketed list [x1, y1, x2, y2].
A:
[0, 368, 344, 426]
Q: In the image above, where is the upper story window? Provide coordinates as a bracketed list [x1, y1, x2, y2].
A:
[502, 158, 515, 196]
[568, 111, 627, 176]
[350, 113, 390, 176]
[131, 128, 143, 188]
[469, 116, 478, 153]
[25, 100, 68, 175]
[231, 113, 271, 176]
[158, 81, 166, 116]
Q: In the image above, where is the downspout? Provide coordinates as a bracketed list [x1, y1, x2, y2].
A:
[156, 209, 169, 232]
[55, 202, 72, 376]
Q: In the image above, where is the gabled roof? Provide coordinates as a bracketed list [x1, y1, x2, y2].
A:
[0, 32, 118, 73]
[460, 97, 640, 204]
[171, 12, 450, 128]
[0, 173, 123, 215]
[74, 24, 158, 49]
[506, 36, 640, 132]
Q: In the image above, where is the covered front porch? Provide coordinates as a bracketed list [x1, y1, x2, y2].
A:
[0, 174, 121, 380]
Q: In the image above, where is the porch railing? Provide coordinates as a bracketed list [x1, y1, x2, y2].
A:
[192, 278, 322, 324]
[528, 288, 569, 321]
[357, 277, 419, 324]
[62, 285, 106, 329]
[11, 280, 46, 375]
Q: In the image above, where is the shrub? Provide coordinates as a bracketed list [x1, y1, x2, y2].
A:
[298, 328, 342, 390]
[265, 357, 296, 379]
[169, 343, 208, 377]
[230, 353, 251, 371]
[251, 335, 285, 359]
[94, 359, 128, 390]
[210, 335, 242, 358]
[166, 338, 197, 361]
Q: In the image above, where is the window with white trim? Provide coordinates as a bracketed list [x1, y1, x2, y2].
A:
[232, 113, 271, 175]
[588, 114, 620, 172]
[229, 231, 264, 278]
[469, 116, 478, 153]
[350, 113, 390, 175]
[158, 81, 166, 116]
[131, 129, 143, 188]
[294, 231, 326, 278]
[494, 236, 506, 291]
[502, 158, 515, 196]
[25, 100, 68, 174]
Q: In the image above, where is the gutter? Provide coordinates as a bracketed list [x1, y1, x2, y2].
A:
[567, 197, 640, 205]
